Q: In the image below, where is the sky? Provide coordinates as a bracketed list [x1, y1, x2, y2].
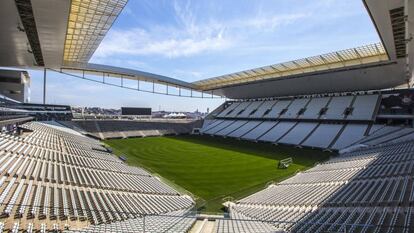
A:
[27, 0, 380, 112]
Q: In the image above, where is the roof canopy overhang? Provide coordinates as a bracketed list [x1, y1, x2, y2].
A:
[64, 0, 128, 63]
[0, 0, 128, 68]
[0, 0, 413, 99]
[189, 0, 414, 99]
[211, 59, 405, 99]
[0, 0, 196, 91]
[192, 43, 389, 91]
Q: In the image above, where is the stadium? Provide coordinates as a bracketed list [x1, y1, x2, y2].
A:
[0, 0, 414, 232]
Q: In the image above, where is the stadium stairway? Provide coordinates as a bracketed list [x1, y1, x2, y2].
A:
[93, 121, 105, 140]
[189, 219, 216, 233]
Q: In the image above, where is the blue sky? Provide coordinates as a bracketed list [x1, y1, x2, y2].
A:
[28, 0, 380, 112]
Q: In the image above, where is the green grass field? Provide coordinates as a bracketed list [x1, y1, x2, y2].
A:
[104, 135, 332, 213]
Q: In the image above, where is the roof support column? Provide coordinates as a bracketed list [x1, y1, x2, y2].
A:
[43, 68, 47, 104]
[405, 0, 413, 87]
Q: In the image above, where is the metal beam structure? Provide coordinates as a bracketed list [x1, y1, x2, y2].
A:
[14, 0, 44, 66]
[49, 68, 222, 99]
[61, 62, 197, 90]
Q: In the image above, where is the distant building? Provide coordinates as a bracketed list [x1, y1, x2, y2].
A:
[0, 69, 30, 103]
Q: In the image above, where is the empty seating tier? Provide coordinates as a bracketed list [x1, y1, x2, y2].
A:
[213, 94, 380, 121]
[0, 122, 194, 232]
[66, 120, 200, 140]
[220, 139, 414, 232]
[204, 93, 385, 150]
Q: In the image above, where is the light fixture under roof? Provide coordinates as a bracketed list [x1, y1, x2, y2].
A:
[63, 0, 128, 63]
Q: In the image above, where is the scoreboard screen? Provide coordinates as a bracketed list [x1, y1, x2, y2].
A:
[121, 107, 152, 115]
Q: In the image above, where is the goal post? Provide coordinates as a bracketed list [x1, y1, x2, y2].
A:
[278, 157, 293, 169]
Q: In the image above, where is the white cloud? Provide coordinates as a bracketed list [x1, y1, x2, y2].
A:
[93, 1, 307, 59]
[94, 27, 230, 58]
[241, 14, 308, 31]
[172, 69, 204, 81]
[90, 57, 150, 70]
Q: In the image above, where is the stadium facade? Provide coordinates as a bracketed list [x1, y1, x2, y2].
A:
[1, 0, 414, 232]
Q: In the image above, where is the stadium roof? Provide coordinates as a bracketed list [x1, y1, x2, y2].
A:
[0, 0, 127, 67]
[0, 0, 195, 89]
[64, 0, 127, 63]
[191, 0, 414, 98]
[0, 0, 412, 99]
[193, 43, 389, 91]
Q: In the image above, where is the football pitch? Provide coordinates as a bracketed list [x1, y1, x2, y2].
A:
[104, 135, 332, 213]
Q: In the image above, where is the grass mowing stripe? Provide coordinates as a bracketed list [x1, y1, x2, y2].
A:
[105, 135, 332, 213]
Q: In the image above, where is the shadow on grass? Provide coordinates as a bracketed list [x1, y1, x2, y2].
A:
[164, 134, 334, 167]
